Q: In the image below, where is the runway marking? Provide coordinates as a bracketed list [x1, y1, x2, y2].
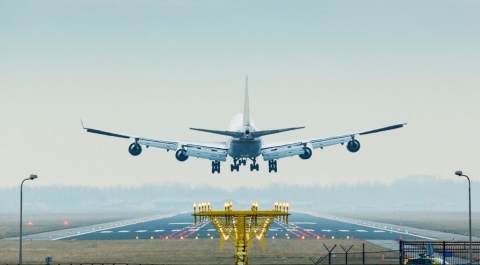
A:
[118, 231, 129, 233]
[207, 229, 216, 231]
[321, 229, 332, 232]
[169, 223, 193, 225]
[135, 230, 147, 233]
[188, 229, 199, 231]
[290, 222, 316, 225]
[303, 229, 314, 232]
[356, 230, 368, 232]
[302, 212, 436, 240]
[374, 230, 385, 233]
[154, 230, 164, 232]
[171, 229, 181, 232]
[269, 229, 278, 231]
[286, 229, 298, 231]
[339, 230, 350, 232]
[50, 213, 178, 241]
[99, 231, 113, 233]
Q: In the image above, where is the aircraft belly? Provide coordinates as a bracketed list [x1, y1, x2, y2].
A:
[228, 140, 261, 158]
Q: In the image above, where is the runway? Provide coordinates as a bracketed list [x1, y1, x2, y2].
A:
[50, 212, 429, 241]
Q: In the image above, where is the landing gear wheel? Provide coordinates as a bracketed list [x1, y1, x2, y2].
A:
[231, 159, 241, 172]
[268, 160, 278, 173]
[211, 161, 221, 174]
[249, 158, 259, 171]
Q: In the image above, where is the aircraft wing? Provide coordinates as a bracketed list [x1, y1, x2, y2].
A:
[82, 123, 229, 161]
[261, 122, 407, 161]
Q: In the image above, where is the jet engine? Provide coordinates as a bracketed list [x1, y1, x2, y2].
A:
[175, 149, 189, 162]
[299, 147, 312, 160]
[346, 140, 361, 153]
[128, 143, 142, 156]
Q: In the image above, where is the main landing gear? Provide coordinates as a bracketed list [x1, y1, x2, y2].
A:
[249, 158, 259, 171]
[211, 161, 220, 174]
[230, 158, 247, 172]
[268, 160, 277, 173]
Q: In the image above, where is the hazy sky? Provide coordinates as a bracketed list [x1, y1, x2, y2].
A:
[1, 1, 479, 189]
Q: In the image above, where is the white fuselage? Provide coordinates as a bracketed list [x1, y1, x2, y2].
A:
[226, 114, 262, 159]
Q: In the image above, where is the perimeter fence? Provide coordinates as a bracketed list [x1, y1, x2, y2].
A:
[307, 242, 399, 264]
[400, 240, 480, 265]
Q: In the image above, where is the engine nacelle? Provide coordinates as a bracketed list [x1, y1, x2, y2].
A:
[129, 143, 142, 156]
[299, 147, 312, 160]
[175, 149, 189, 162]
[346, 140, 361, 153]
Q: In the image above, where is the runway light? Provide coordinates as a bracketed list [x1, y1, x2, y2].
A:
[151, 236, 153, 240]
[63, 221, 69, 226]
[28, 221, 33, 226]
[210, 236, 213, 239]
[332, 236, 335, 239]
[136, 236, 138, 240]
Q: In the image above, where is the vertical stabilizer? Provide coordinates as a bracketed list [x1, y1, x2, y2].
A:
[243, 76, 250, 126]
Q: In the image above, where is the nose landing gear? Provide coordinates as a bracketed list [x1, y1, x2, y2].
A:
[230, 158, 248, 172]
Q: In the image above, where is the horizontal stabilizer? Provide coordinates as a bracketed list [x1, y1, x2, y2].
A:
[359, 123, 406, 135]
[190, 128, 244, 138]
[251, 127, 305, 137]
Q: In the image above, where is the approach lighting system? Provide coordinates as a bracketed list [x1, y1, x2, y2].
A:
[192, 201, 290, 265]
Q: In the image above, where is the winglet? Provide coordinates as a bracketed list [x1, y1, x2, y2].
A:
[80, 119, 85, 129]
[243, 75, 250, 126]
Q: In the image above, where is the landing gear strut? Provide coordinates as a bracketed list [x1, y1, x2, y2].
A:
[211, 161, 220, 174]
[231, 158, 240, 172]
[231, 158, 247, 172]
[268, 160, 277, 173]
[249, 158, 259, 171]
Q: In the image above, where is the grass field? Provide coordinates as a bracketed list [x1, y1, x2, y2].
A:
[0, 239, 398, 264]
[0, 211, 165, 239]
[327, 211, 480, 237]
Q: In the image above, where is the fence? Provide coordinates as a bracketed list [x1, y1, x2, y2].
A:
[308, 243, 399, 264]
[400, 240, 480, 265]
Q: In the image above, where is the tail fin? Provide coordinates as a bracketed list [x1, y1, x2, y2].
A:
[243, 75, 250, 126]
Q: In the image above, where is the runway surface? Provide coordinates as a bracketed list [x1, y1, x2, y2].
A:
[51, 212, 429, 241]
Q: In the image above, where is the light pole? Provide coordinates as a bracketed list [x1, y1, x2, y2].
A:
[19, 174, 37, 265]
[455, 170, 472, 264]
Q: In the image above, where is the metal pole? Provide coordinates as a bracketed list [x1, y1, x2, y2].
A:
[19, 175, 37, 265]
[19, 179, 26, 265]
[467, 175, 472, 264]
[456, 171, 472, 264]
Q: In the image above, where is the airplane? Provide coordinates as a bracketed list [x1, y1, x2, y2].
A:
[83, 77, 406, 174]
